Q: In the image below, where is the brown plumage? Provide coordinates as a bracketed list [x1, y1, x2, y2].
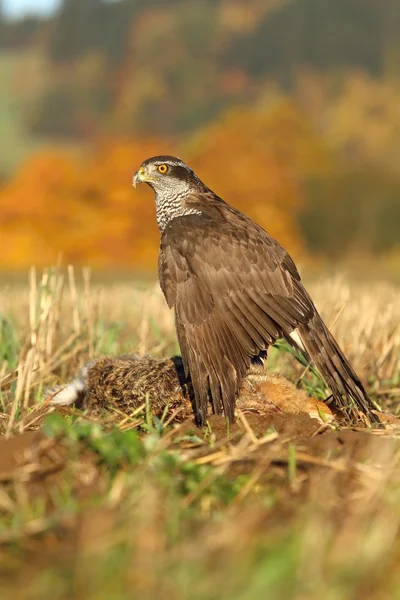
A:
[133, 156, 379, 426]
[49, 354, 333, 424]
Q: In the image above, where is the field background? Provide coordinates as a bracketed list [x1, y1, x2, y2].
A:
[0, 268, 399, 599]
[0, 1, 400, 598]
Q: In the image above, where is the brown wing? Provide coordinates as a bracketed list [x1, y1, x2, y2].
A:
[158, 205, 315, 422]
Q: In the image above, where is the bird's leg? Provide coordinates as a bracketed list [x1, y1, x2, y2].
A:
[194, 407, 206, 428]
[251, 349, 268, 366]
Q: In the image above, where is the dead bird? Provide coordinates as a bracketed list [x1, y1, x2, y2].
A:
[48, 354, 333, 424]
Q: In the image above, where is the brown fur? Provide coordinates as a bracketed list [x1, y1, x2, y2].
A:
[240, 367, 333, 421]
[84, 355, 191, 417]
[54, 355, 333, 423]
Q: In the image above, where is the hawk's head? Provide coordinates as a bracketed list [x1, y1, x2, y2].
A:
[133, 155, 202, 195]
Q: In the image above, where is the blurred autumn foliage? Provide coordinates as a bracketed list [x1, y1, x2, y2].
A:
[1, 139, 165, 268]
[0, 101, 331, 269]
[190, 101, 330, 254]
[0, 0, 399, 270]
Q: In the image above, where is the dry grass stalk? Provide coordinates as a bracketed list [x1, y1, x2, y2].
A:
[0, 267, 399, 436]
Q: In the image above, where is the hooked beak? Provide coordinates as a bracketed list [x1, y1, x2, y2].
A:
[132, 166, 146, 188]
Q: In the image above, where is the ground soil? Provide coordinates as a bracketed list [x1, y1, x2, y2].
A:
[0, 408, 398, 593]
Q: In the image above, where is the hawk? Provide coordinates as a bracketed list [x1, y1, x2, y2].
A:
[133, 156, 378, 426]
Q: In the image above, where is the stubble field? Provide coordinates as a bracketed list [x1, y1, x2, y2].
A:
[0, 266, 399, 600]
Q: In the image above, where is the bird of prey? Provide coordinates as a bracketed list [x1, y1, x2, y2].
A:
[133, 156, 379, 426]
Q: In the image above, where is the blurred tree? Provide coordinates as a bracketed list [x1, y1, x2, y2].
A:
[27, 53, 112, 138]
[48, 0, 138, 66]
[300, 168, 400, 259]
[383, 0, 400, 81]
[10, 0, 400, 139]
[48, 0, 106, 63]
[0, 101, 330, 268]
[325, 73, 400, 176]
[188, 99, 331, 257]
[0, 14, 41, 49]
[27, 85, 81, 137]
[223, 0, 392, 81]
[114, 1, 225, 135]
[1, 0, 400, 267]
[0, 139, 176, 269]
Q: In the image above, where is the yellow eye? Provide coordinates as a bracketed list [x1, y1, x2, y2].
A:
[157, 164, 168, 174]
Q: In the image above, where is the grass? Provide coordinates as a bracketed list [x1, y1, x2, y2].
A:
[0, 264, 399, 599]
